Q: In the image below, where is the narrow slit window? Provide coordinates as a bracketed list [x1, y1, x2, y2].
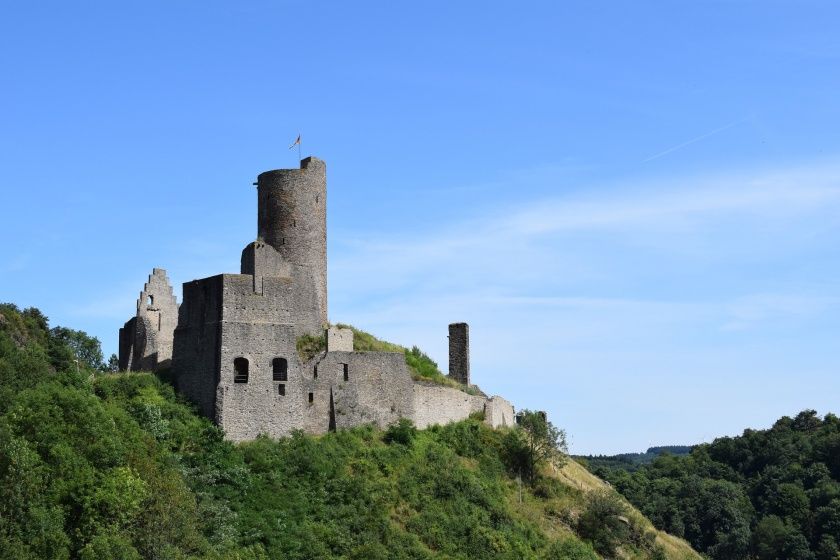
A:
[343, 363, 349, 381]
[233, 357, 249, 383]
[273, 357, 288, 381]
[278, 384, 285, 396]
[314, 365, 318, 379]
[308, 392, 314, 404]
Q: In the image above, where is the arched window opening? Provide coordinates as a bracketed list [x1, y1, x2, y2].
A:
[233, 357, 249, 383]
[147, 295, 154, 306]
[273, 357, 288, 381]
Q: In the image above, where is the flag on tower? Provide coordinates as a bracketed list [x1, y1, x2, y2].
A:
[289, 134, 301, 150]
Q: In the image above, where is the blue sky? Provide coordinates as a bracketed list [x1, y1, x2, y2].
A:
[1, 1, 839, 454]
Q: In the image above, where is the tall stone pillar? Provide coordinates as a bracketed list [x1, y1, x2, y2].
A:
[448, 322, 470, 386]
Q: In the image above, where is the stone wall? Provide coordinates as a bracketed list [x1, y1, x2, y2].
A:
[327, 326, 353, 352]
[119, 268, 179, 372]
[412, 382, 515, 430]
[412, 381, 485, 429]
[240, 240, 291, 293]
[484, 396, 516, 428]
[172, 274, 223, 419]
[317, 351, 414, 432]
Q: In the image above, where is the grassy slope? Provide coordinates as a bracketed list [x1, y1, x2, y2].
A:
[556, 461, 700, 559]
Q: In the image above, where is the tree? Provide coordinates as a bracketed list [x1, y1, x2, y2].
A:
[107, 354, 119, 373]
[503, 409, 567, 482]
[49, 327, 104, 371]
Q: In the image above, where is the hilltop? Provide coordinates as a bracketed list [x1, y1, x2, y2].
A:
[0, 303, 700, 559]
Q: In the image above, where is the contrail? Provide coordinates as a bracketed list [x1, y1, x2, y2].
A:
[643, 119, 744, 163]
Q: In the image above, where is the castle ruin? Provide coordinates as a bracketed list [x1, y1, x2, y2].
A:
[120, 157, 514, 440]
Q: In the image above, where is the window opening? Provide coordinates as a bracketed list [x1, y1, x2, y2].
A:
[233, 357, 249, 383]
[273, 357, 288, 381]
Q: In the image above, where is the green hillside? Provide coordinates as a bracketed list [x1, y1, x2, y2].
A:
[586, 413, 840, 560]
[0, 303, 699, 560]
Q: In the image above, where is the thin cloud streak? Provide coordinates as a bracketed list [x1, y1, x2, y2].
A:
[642, 119, 745, 162]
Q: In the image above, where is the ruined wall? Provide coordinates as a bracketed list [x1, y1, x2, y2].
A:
[411, 382, 485, 429]
[118, 317, 136, 372]
[119, 268, 179, 372]
[256, 157, 327, 334]
[484, 396, 515, 428]
[240, 240, 291, 293]
[172, 275, 223, 419]
[327, 326, 353, 352]
[448, 322, 470, 385]
[316, 351, 414, 432]
[412, 382, 515, 430]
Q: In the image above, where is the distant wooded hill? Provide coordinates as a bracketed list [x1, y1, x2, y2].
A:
[576, 446, 694, 473]
[582, 413, 840, 560]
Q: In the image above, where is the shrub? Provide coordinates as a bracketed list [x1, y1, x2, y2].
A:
[384, 418, 417, 446]
[542, 537, 598, 560]
[577, 490, 631, 556]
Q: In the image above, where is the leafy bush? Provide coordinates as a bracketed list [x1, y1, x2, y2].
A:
[384, 418, 417, 446]
[542, 538, 598, 560]
[577, 490, 632, 556]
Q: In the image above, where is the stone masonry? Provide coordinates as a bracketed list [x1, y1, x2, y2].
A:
[119, 268, 179, 372]
[448, 322, 470, 386]
[121, 157, 514, 441]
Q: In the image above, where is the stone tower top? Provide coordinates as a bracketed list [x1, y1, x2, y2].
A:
[255, 156, 328, 329]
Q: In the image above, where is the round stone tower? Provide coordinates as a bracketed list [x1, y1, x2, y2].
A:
[256, 156, 327, 329]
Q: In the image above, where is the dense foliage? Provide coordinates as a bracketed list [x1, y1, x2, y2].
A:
[589, 411, 840, 560]
[0, 303, 692, 559]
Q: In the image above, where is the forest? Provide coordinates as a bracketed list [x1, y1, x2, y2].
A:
[585, 411, 840, 560]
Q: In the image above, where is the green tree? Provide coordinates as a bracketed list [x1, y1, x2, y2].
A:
[503, 410, 567, 482]
[50, 327, 104, 371]
[107, 353, 119, 372]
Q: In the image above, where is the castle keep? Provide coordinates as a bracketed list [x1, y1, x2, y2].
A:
[120, 157, 514, 441]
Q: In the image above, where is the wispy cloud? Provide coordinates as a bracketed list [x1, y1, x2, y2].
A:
[331, 160, 840, 299]
[722, 293, 840, 331]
